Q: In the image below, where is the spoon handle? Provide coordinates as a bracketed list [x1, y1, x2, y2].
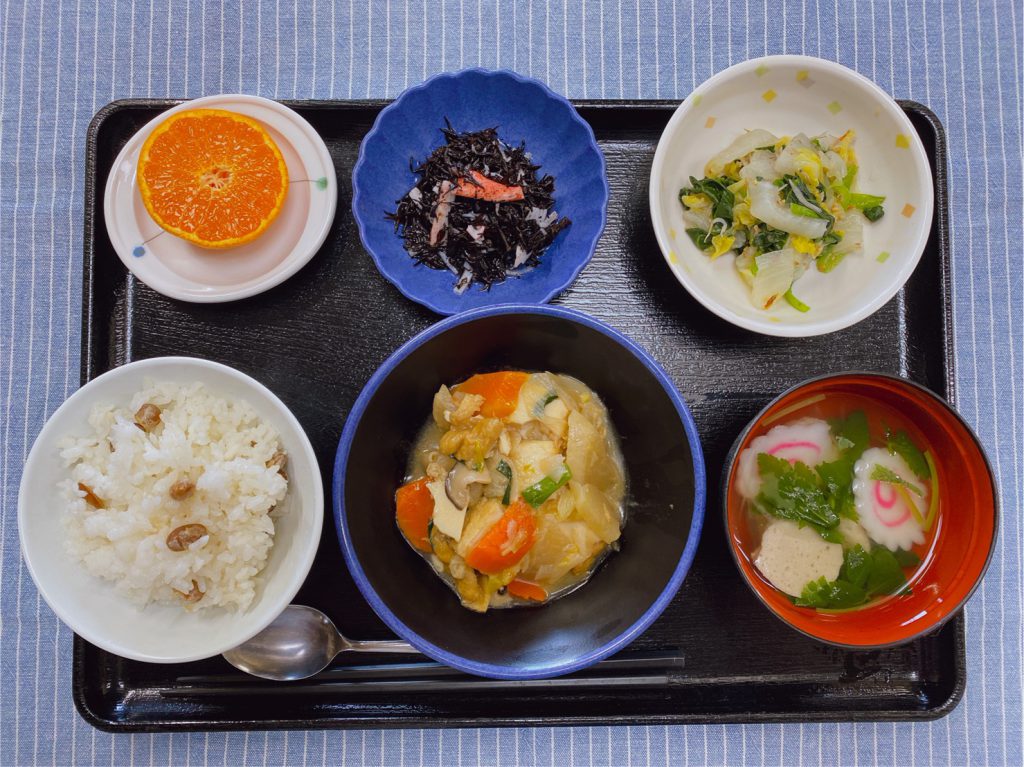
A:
[343, 639, 418, 654]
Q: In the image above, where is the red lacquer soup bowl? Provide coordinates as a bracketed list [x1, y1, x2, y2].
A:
[723, 372, 997, 648]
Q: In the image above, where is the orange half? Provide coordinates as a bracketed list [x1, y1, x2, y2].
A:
[137, 108, 288, 249]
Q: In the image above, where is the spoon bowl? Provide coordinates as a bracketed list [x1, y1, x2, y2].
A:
[223, 605, 416, 681]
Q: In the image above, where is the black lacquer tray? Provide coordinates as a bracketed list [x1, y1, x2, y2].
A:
[75, 99, 961, 732]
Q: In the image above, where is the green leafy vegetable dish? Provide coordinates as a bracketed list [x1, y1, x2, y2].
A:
[733, 394, 939, 611]
[679, 129, 886, 312]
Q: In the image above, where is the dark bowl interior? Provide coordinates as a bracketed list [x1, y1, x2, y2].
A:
[334, 307, 704, 678]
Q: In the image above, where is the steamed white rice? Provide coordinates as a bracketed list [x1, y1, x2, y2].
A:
[58, 380, 288, 611]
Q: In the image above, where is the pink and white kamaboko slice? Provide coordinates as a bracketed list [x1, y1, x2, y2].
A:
[852, 447, 927, 551]
[735, 418, 838, 500]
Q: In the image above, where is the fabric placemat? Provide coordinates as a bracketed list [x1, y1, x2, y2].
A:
[0, 1, 1020, 764]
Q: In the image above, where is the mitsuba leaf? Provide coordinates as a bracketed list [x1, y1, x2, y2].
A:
[865, 547, 910, 596]
[885, 429, 931, 479]
[841, 545, 871, 590]
[796, 576, 867, 609]
[755, 453, 840, 535]
[870, 464, 924, 497]
[829, 411, 870, 457]
[893, 548, 922, 568]
[796, 545, 912, 610]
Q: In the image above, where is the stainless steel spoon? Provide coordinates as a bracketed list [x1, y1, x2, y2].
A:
[223, 604, 418, 681]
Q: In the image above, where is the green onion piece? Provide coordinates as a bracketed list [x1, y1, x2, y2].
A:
[847, 192, 887, 209]
[789, 202, 823, 219]
[521, 464, 572, 508]
[863, 205, 885, 222]
[496, 460, 513, 506]
[817, 248, 846, 273]
[784, 288, 811, 313]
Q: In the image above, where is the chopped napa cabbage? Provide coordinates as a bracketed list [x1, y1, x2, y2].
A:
[751, 248, 809, 310]
[677, 128, 885, 313]
[704, 128, 779, 176]
[749, 181, 829, 238]
[710, 233, 735, 259]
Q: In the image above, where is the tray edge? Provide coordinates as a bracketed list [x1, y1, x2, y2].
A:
[71, 97, 966, 732]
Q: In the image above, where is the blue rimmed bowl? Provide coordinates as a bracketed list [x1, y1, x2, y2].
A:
[351, 69, 609, 315]
[333, 305, 706, 679]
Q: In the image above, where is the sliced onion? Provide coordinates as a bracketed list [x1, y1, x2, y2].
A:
[705, 129, 779, 176]
[749, 181, 828, 238]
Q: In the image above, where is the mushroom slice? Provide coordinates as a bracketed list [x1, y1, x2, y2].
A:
[444, 462, 491, 510]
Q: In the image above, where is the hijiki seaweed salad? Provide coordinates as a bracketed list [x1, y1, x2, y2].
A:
[679, 129, 886, 312]
[387, 122, 571, 293]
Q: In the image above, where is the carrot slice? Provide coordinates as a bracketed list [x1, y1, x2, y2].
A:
[453, 170, 525, 202]
[455, 371, 529, 418]
[507, 579, 547, 602]
[395, 478, 434, 553]
[465, 499, 536, 574]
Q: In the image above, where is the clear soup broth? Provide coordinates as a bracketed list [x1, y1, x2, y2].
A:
[732, 392, 941, 612]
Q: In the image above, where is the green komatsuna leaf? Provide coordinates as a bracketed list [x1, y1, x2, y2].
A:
[752, 226, 789, 254]
[885, 429, 931, 479]
[680, 176, 735, 223]
[870, 464, 924, 497]
[686, 227, 712, 250]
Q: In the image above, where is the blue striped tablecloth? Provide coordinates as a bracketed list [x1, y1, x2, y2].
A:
[1, 2, 1020, 765]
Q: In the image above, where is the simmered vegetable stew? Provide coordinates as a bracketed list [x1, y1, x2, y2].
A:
[395, 371, 626, 612]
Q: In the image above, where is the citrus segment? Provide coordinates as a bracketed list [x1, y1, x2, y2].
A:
[137, 108, 289, 248]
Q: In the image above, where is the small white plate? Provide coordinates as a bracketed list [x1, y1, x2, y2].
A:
[18, 357, 324, 663]
[650, 56, 933, 337]
[104, 95, 337, 303]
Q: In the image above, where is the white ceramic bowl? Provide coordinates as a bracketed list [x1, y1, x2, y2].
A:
[18, 357, 324, 663]
[104, 95, 338, 303]
[649, 55, 933, 337]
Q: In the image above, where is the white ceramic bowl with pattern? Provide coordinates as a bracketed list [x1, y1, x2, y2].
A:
[649, 55, 933, 337]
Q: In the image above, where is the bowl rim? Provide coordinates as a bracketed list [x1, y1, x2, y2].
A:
[649, 54, 935, 338]
[350, 67, 610, 316]
[720, 370, 999, 649]
[17, 355, 325, 663]
[333, 303, 707, 679]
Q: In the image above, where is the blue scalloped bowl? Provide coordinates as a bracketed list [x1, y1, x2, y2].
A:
[352, 69, 609, 315]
